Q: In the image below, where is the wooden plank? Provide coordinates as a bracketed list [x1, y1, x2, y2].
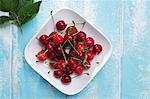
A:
[121, 0, 150, 98]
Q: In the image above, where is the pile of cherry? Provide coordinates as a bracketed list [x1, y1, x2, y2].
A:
[36, 20, 102, 84]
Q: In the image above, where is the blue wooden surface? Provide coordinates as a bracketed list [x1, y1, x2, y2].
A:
[0, 0, 150, 99]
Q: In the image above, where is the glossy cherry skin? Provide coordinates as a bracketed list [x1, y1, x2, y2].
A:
[66, 26, 78, 36]
[57, 60, 66, 69]
[48, 52, 56, 59]
[53, 33, 64, 45]
[68, 58, 77, 70]
[39, 35, 49, 45]
[36, 50, 48, 62]
[54, 70, 64, 78]
[77, 44, 85, 52]
[87, 50, 95, 60]
[55, 47, 63, 54]
[69, 49, 76, 57]
[64, 33, 73, 41]
[85, 37, 94, 47]
[61, 75, 71, 84]
[56, 20, 67, 31]
[84, 60, 91, 70]
[45, 43, 55, 52]
[50, 61, 57, 68]
[74, 65, 83, 75]
[93, 44, 102, 54]
[77, 51, 85, 60]
[49, 32, 57, 41]
[77, 31, 86, 41]
[63, 66, 73, 75]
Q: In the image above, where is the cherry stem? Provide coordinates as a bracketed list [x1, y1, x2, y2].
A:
[60, 45, 67, 64]
[82, 48, 89, 65]
[72, 21, 75, 26]
[95, 53, 100, 64]
[44, 49, 49, 54]
[48, 33, 57, 40]
[72, 57, 83, 62]
[61, 40, 67, 47]
[50, 11, 56, 32]
[72, 73, 89, 79]
[36, 37, 39, 40]
[73, 22, 86, 36]
[68, 40, 79, 54]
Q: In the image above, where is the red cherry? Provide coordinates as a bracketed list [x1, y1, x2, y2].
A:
[57, 60, 66, 69]
[77, 51, 85, 60]
[85, 37, 94, 47]
[66, 26, 78, 36]
[45, 43, 54, 52]
[63, 66, 73, 75]
[49, 32, 57, 40]
[93, 44, 102, 54]
[84, 60, 91, 69]
[53, 33, 64, 45]
[36, 50, 48, 62]
[77, 44, 85, 52]
[64, 33, 73, 41]
[61, 75, 71, 84]
[77, 31, 86, 41]
[48, 52, 56, 59]
[54, 70, 64, 78]
[87, 50, 95, 60]
[68, 58, 77, 70]
[74, 65, 83, 75]
[55, 47, 63, 54]
[39, 35, 49, 45]
[56, 20, 67, 31]
[50, 61, 57, 68]
[69, 49, 76, 57]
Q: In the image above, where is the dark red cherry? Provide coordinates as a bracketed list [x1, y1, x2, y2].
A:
[49, 32, 57, 41]
[48, 52, 56, 59]
[55, 47, 63, 54]
[77, 44, 85, 52]
[54, 70, 64, 78]
[93, 44, 102, 54]
[53, 33, 64, 45]
[77, 31, 86, 41]
[64, 33, 73, 41]
[68, 58, 77, 70]
[57, 60, 66, 69]
[50, 61, 57, 68]
[36, 50, 48, 62]
[39, 35, 49, 45]
[77, 51, 85, 60]
[87, 50, 95, 60]
[85, 37, 94, 47]
[69, 49, 76, 57]
[56, 20, 67, 31]
[66, 26, 78, 36]
[61, 75, 71, 84]
[45, 43, 55, 52]
[74, 65, 83, 75]
[84, 60, 91, 70]
[64, 66, 73, 75]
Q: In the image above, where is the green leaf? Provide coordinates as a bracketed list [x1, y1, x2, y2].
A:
[17, 0, 34, 11]
[18, 1, 42, 24]
[0, 16, 12, 24]
[0, 0, 19, 12]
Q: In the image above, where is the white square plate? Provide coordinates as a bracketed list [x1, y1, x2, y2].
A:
[24, 9, 112, 95]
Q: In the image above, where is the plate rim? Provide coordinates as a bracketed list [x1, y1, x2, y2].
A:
[24, 8, 112, 95]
